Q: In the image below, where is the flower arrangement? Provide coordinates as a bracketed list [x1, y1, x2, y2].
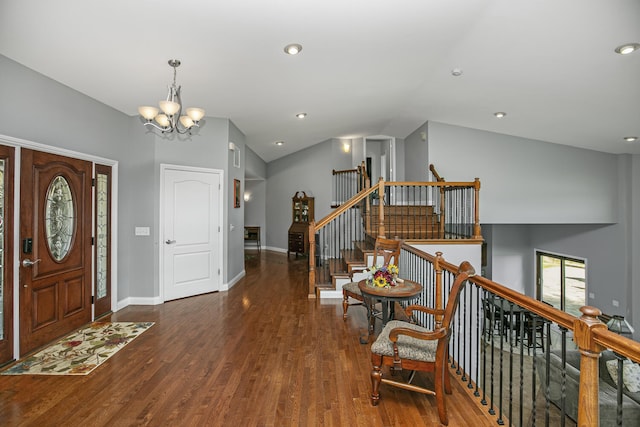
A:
[367, 264, 399, 288]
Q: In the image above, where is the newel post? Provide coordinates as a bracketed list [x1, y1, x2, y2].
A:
[473, 178, 482, 239]
[434, 252, 444, 328]
[573, 306, 606, 426]
[308, 221, 317, 299]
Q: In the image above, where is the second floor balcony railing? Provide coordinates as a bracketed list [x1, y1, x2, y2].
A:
[398, 246, 640, 427]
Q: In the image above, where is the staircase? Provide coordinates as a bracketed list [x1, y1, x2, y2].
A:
[308, 170, 482, 298]
[366, 205, 441, 239]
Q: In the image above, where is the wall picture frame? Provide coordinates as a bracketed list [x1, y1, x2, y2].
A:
[234, 179, 241, 208]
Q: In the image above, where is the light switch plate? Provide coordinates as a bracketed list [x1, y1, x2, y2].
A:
[135, 227, 150, 236]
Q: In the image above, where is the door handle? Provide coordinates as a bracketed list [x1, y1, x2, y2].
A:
[22, 258, 41, 267]
[165, 240, 176, 244]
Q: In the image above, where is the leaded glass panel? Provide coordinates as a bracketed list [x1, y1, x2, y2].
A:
[45, 175, 74, 261]
[96, 173, 108, 299]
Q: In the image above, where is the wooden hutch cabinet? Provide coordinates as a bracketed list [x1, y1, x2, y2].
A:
[288, 191, 314, 258]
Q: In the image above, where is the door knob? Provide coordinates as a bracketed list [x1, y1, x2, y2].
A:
[22, 258, 41, 267]
[165, 240, 176, 244]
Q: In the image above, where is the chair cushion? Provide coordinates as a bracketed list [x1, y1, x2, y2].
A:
[371, 320, 437, 363]
[342, 281, 361, 295]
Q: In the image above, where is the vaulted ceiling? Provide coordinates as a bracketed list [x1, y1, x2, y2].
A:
[1, 0, 638, 162]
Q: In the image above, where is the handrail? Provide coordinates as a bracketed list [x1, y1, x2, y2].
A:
[316, 185, 379, 230]
[593, 326, 640, 362]
[429, 163, 445, 182]
[332, 167, 358, 175]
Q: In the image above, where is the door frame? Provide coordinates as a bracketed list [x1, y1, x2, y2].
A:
[159, 163, 224, 303]
[0, 134, 118, 360]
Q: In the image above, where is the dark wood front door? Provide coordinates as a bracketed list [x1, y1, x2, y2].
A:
[19, 149, 92, 354]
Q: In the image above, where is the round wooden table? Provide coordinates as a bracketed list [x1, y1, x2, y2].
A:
[358, 278, 423, 344]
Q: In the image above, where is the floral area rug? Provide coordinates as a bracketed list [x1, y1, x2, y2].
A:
[1, 321, 154, 375]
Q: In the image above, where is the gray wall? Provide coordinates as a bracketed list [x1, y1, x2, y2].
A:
[428, 122, 618, 224]
[425, 121, 638, 335]
[632, 155, 640, 336]
[404, 122, 429, 182]
[265, 139, 340, 251]
[0, 54, 241, 303]
[244, 179, 266, 246]
[244, 146, 267, 247]
[227, 121, 247, 281]
[245, 145, 267, 180]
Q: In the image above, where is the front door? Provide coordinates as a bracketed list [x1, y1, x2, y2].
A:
[162, 166, 222, 301]
[19, 149, 92, 354]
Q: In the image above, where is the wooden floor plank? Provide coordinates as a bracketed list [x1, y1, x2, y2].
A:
[0, 251, 498, 426]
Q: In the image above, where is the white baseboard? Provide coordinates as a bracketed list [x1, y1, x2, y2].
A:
[224, 270, 246, 291]
[319, 290, 343, 299]
[264, 246, 287, 254]
[116, 296, 163, 310]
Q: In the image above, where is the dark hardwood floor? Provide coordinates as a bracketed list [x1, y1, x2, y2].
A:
[0, 251, 497, 426]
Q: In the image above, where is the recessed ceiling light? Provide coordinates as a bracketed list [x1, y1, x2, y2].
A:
[451, 68, 463, 77]
[494, 112, 507, 118]
[275, 140, 285, 146]
[296, 112, 307, 119]
[615, 43, 640, 55]
[284, 43, 302, 55]
[623, 136, 638, 142]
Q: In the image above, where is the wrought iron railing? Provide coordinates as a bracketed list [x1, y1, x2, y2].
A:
[398, 245, 640, 426]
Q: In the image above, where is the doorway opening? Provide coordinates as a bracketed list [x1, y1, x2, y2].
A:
[536, 250, 586, 317]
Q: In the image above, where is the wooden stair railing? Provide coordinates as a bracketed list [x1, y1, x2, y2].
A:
[308, 172, 483, 298]
[331, 161, 369, 208]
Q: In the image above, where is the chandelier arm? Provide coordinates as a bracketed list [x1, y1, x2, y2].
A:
[142, 120, 200, 135]
[142, 121, 171, 132]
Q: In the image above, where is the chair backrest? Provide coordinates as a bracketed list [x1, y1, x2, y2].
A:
[440, 261, 475, 333]
[371, 237, 401, 267]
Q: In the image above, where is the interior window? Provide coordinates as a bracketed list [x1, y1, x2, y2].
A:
[536, 251, 586, 317]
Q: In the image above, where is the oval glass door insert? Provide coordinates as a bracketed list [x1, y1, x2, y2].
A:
[45, 175, 75, 261]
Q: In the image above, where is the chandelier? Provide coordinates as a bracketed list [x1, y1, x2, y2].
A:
[138, 59, 205, 134]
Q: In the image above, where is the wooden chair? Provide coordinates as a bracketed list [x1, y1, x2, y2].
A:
[369, 261, 475, 426]
[342, 237, 402, 320]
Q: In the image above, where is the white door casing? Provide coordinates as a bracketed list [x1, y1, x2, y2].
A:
[161, 165, 222, 301]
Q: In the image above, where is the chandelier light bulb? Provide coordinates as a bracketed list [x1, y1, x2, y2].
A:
[186, 107, 205, 122]
[155, 114, 170, 127]
[159, 100, 180, 116]
[179, 116, 195, 129]
[138, 106, 159, 121]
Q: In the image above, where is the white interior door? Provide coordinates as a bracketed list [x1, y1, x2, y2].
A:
[162, 166, 222, 301]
